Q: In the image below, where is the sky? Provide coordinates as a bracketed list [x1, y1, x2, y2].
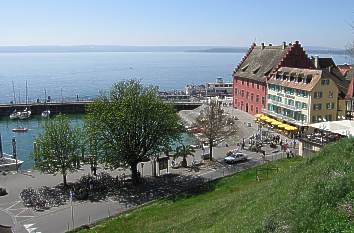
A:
[0, 0, 353, 48]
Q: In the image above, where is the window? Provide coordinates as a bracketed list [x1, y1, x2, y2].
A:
[246, 81, 249, 87]
[246, 91, 249, 99]
[256, 107, 259, 113]
[262, 96, 265, 105]
[241, 90, 244, 97]
[314, 92, 323, 99]
[251, 105, 254, 112]
[313, 103, 322, 110]
[256, 95, 259, 103]
[326, 102, 335, 110]
[302, 103, 308, 110]
[234, 89, 237, 95]
[262, 86, 265, 91]
[251, 93, 254, 101]
[288, 99, 294, 106]
[242, 80, 244, 85]
[295, 101, 302, 109]
[329, 91, 334, 98]
[312, 116, 316, 123]
[321, 79, 330, 85]
[257, 84, 260, 90]
[252, 82, 254, 88]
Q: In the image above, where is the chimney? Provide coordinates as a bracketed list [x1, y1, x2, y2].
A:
[314, 55, 319, 69]
[282, 42, 286, 50]
[268, 43, 272, 46]
[261, 43, 265, 49]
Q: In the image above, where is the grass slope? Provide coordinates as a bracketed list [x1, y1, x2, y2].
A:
[75, 139, 354, 233]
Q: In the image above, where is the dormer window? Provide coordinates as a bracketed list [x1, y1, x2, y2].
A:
[253, 66, 261, 74]
[305, 75, 312, 84]
[297, 76, 303, 83]
[241, 64, 249, 72]
[282, 75, 287, 81]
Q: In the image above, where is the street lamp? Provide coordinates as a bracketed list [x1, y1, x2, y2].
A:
[12, 137, 18, 172]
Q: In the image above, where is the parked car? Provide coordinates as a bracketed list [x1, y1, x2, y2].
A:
[224, 152, 248, 164]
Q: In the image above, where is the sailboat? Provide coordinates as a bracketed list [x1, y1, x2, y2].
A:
[18, 81, 31, 120]
[41, 89, 51, 118]
[9, 81, 20, 120]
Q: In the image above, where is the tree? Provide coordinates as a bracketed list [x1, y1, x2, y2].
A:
[86, 80, 182, 184]
[173, 144, 195, 167]
[195, 99, 238, 160]
[33, 114, 82, 187]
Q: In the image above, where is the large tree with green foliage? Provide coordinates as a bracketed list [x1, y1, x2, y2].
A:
[86, 80, 181, 183]
[33, 114, 82, 187]
[196, 99, 238, 160]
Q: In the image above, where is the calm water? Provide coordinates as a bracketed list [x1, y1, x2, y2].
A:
[0, 51, 349, 169]
[0, 115, 196, 170]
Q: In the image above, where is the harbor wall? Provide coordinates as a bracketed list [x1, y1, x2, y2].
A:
[0, 101, 202, 117]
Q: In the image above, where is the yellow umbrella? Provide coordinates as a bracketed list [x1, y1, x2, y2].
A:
[265, 118, 273, 123]
[278, 124, 288, 128]
[285, 126, 294, 131]
[255, 114, 263, 118]
[260, 115, 268, 121]
[271, 121, 282, 126]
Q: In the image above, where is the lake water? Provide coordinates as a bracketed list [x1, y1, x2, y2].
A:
[0, 51, 350, 169]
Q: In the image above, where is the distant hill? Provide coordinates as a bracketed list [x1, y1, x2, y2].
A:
[0, 45, 346, 55]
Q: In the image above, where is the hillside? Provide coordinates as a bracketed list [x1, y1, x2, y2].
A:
[74, 139, 354, 233]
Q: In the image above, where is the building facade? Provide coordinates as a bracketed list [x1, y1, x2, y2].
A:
[233, 41, 313, 115]
[265, 67, 347, 127]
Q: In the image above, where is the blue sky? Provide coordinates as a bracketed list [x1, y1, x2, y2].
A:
[0, 0, 353, 48]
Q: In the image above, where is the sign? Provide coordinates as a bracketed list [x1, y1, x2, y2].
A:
[158, 157, 169, 170]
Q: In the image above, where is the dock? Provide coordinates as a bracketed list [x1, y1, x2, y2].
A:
[0, 100, 202, 117]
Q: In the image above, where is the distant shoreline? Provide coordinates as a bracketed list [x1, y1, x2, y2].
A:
[0, 45, 346, 55]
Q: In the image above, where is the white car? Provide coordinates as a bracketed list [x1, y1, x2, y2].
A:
[224, 152, 248, 164]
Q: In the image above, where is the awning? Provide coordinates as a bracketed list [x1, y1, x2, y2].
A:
[271, 121, 282, 126]
[309, 120, 354, 137]
[255, 114, 263, 118]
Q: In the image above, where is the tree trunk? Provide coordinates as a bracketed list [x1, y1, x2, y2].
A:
[130, 162, 140, 184]
[63, 173, 67, 187]
[209, 139, 213, 161]
[182, 156, 187, 167]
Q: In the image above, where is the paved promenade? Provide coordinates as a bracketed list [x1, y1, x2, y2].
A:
[0, 107, 294, 233]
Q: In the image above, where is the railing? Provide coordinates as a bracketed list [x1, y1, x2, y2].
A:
[267, 99, 302, 112]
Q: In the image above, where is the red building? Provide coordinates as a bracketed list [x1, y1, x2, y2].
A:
[232, 41, 314, 115]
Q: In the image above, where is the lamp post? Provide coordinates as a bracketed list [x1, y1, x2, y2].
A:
[12, 137, 18, 172]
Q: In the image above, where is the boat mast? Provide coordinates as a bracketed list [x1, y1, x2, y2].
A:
[12, 81, 16, 104]
[25, 80, 28, 106]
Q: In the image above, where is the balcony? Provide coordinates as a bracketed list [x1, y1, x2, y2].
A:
[268, 99, 302, 112]
[262, 109, 309, 126]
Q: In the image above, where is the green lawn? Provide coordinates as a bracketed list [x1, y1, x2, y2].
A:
[74, 138, 354, 233]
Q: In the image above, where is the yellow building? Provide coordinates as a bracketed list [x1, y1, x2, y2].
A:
[264, 67, 348, 127]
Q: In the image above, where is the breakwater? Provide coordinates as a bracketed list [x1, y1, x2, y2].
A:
[0, 100, 202, 117]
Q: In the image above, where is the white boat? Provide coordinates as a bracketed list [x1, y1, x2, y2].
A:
[41, 109, 51, 118]
[0, 153, 23, 172]
[18, 108, 31, 120]
[9, 110, 20, 120]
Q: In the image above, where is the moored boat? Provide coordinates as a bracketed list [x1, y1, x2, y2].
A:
[12, 127, 29, 133]
[9, 110, 20, 120]
[41, 109, 51, 118]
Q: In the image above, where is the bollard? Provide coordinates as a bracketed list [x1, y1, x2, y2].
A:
[108, 207, 111, 217]
[67, 223, 70, 231]
[88, 215, 91, 224]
